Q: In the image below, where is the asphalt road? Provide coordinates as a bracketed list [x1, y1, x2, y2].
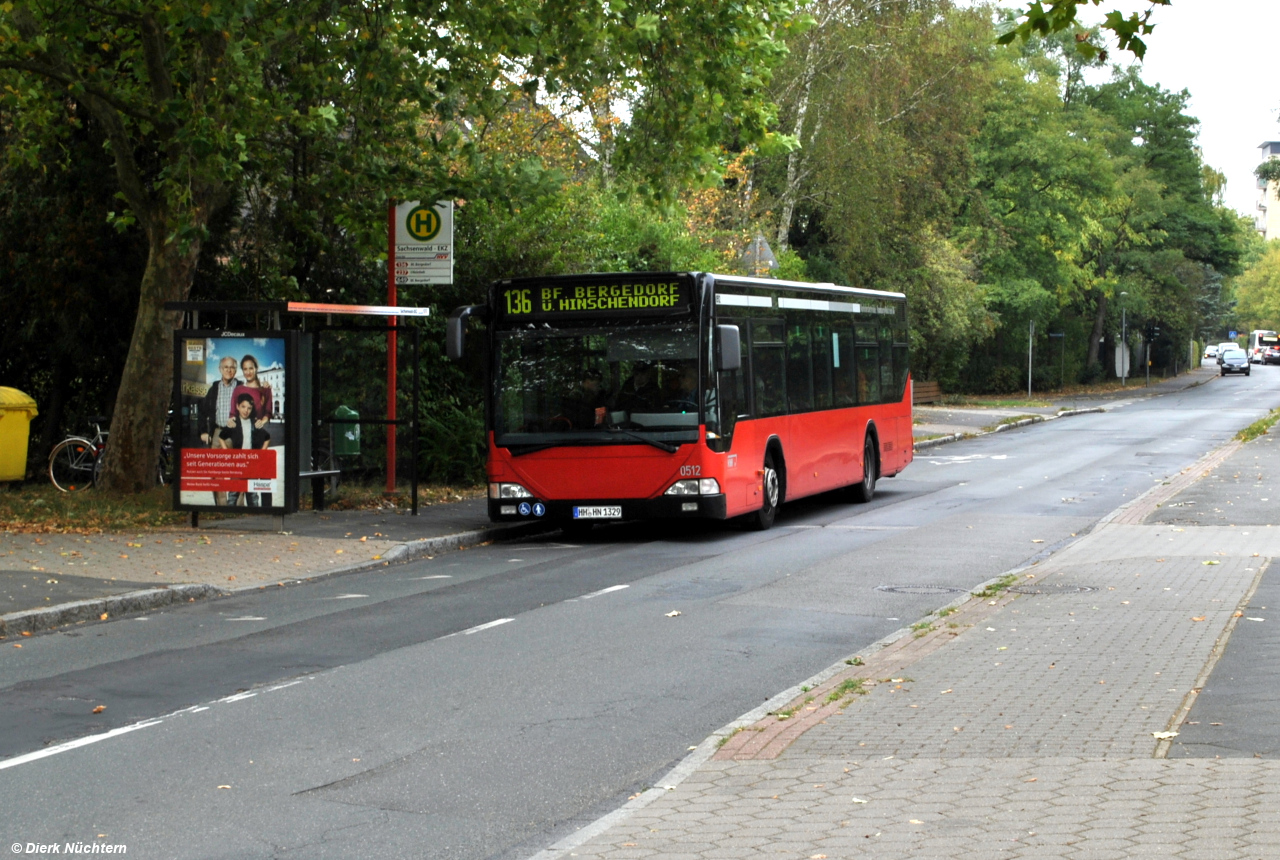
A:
[2, 363, 1279, 859]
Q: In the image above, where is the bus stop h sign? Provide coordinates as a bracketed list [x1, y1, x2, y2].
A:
[393, 200, 453, 285]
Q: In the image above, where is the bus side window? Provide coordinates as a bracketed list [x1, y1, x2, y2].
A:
[856, 344, 879, 404]
[812, 322, 833, 410]
[786, 321, 813, 413]
[893, 306, 909, 398]
[753, 320, 787, 417]
[832, 323, 855, 407]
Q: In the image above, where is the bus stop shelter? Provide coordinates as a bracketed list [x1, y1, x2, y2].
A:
[165, 300, 430, 523]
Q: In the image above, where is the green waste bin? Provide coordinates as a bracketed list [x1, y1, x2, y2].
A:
[0, 387, 38, 481]
[332, 405, 360, 456]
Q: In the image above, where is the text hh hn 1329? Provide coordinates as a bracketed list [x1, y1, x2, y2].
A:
[447, 273, 911, 531]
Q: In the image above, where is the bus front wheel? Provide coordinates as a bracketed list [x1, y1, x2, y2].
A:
[745, 453, 781, 531]
[849, 435, 877, 503]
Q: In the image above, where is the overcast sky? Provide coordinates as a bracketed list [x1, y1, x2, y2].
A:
[1066, 0, 1280, 221]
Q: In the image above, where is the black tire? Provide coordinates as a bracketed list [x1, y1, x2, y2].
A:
[48, 438, 97, 492]
[744, 452, 782, 531]
[849, 434, 878, 503]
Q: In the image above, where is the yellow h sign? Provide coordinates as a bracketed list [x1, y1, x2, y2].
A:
[405, 205, 442, 241]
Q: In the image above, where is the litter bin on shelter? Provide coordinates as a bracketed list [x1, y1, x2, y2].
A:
[332, 405, 360, 456]
[0, 387, 38, 481]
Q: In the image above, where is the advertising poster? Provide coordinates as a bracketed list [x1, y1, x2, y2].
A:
[175, 334, 290, 511]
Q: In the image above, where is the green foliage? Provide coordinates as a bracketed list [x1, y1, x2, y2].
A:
[996, 0, 1172, 61]
[1232, 243, 1280, 332]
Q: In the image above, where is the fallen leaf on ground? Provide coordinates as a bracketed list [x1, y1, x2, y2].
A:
[335, 549, 344, 554]
[12, 644, 21, 648]
[1191, 616, 1205, 622]
[1234, 611, 1243, 617]
[217, 785, 231, 790]
[1025, 777, 1037, 782]
[1202, 560, 1219, 566]
[909, 819, 923, 824]
[1031, 539, 1044, 543]
[940, 689, 952, 694]
[20, 631, 31, 637]
[851, 797, 869, 803]
[1152, 731, 1179, 739]
[665, 610, 682, 617]
[92, 705, 105, 714]
[99, 613, 108, 621]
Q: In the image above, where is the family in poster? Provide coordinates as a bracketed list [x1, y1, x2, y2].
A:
[178, 336, 287, 509]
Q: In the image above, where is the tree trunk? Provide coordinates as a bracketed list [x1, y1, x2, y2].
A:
[774, 38, 818, 253]
[96, 226, 204, 493]
[1086, 292, 1108, 369]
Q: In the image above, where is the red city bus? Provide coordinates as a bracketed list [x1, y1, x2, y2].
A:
[447, 272, 912, 530]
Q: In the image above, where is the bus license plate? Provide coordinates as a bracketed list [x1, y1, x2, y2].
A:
[573, 506, 622, 519]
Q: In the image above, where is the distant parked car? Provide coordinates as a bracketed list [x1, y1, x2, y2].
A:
[1218, 343, 1240, 365]
[1204, 345, 1219, 359]
[1220, 349, 1250, 376]
[1265, 345, 1280, 365]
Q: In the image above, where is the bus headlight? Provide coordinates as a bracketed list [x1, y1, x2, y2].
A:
[665, 478, 721, 496]
[489, 482, 533, 499]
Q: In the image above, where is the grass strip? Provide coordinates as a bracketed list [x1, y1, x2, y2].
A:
[1236, 409, 1280, 444]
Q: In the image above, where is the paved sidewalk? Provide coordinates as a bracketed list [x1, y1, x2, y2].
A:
[0, 498, 548, 635]
[543, 433, 1280, 859]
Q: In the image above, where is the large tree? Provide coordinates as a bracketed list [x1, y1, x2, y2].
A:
[0, 0, 795, 491]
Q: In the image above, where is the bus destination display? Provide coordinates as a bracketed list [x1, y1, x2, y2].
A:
[499, 278, 692, 321]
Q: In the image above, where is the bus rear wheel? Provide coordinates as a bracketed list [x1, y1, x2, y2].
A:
[745, 453, 781, 531]
[849, 435, 877, 503]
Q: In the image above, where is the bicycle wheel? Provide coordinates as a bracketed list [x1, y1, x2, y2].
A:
[49, 438, 98, 492]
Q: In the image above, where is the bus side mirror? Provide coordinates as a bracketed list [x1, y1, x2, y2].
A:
[446, 305, 483, 360]
[714, 325, 741, 372]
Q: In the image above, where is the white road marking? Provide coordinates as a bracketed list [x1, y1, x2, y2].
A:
[0, 678, 313, 771]
[411, 575, 452, 580]
[321, 593, 369, 600]
[0, 720, 162, 771]
[225, 616, 266, 621]
[581, 584, 629, 599]
[443, 618, 514, 638]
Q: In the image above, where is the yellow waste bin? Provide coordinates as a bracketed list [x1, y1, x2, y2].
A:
[0, 387, 38, 481]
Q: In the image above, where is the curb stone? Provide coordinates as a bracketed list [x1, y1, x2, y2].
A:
[2, 520, 558, 638]
[912, 405, 1106, 452]
[0, 584, 223, 638]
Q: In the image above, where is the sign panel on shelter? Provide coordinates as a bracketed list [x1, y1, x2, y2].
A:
[393, 200, 453, 285]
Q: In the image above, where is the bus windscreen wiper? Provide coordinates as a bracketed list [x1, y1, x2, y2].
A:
[607, 428, 678, 453]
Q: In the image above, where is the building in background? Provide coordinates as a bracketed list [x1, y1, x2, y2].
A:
[258, 362, 286, 421]
[1257, 141, 1280, 239]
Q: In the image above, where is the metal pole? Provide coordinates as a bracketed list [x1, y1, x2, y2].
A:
[1061, 336, 1066, 388]
[1145, 339, 1150, 387]
[412, 326, 420, 516]
[1028, 319, 1034, 397]
[386, 201, 398, 494]
[1121, 306, 1127, 387]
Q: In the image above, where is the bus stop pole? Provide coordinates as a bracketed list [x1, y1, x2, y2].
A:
[412, 326, 420, 516]
[386, 202, 398, 494]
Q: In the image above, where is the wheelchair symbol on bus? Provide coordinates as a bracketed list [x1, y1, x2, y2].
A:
[518, 502, 531, 516]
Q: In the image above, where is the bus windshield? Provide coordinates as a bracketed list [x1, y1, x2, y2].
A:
[495, 324, 702, 451]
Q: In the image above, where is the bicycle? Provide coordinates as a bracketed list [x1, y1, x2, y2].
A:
[48, 416, 174, 492]
[47, 417, 108, 492]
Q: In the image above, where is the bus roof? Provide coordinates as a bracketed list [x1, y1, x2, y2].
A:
[493, 271, 906, 301]
[707, 273, 906, 301]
